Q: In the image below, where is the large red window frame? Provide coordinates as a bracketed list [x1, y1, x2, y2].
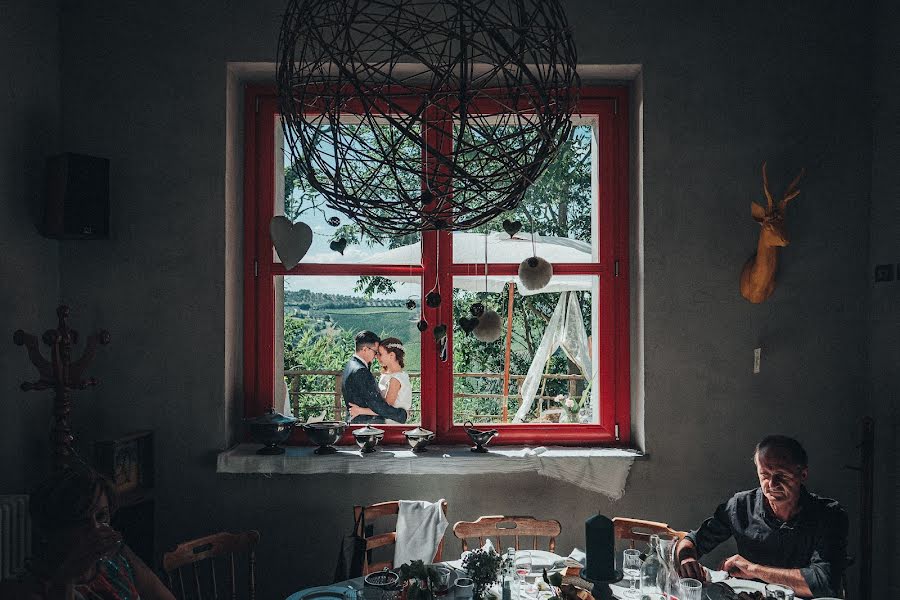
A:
[243, 85, 630, 447]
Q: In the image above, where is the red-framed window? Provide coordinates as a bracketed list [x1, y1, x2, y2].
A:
[243, 85, 630, 446]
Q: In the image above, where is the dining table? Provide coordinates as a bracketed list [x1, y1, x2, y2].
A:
[284, 550, 771, 600]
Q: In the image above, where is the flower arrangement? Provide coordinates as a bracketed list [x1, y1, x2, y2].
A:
[461, 549, 502, 600]
[554, 393, 582, 423]
[397, 560, 440, 600]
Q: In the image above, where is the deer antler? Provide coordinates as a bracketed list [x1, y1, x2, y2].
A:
[762, 162, 774, 211]
[779, 168, 805, 210]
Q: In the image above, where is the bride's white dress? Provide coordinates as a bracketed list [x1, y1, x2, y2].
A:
[378, 371, 413, 424]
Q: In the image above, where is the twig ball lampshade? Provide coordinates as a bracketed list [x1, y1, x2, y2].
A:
[277, 0, 579, 238]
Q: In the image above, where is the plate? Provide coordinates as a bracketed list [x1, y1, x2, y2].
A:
[285, 585, 358, 600]
[726, 579, 767, 594]
[516, 550, 566, 571]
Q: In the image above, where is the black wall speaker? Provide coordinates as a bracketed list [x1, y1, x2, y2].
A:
[43, 153, 110, 239]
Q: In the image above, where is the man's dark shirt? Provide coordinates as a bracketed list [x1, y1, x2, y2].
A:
[341, 355, 408, 424]
[685, 487, 847, 598]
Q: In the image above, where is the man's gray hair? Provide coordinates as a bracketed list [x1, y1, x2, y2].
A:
[754, 434, 808, 467]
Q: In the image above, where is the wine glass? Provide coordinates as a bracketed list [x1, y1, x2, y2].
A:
[515, 550, 533, 577]
[622, 549, 642, 598]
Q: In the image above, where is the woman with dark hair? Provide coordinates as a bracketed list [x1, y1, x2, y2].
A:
[2, 463, 174, 599]
[348, 336, 412, 424]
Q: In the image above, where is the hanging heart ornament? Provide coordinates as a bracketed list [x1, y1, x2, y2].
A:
[502, 219, 522, 238]
[270, 216, 313, 270]
[330, 238, 348, 255]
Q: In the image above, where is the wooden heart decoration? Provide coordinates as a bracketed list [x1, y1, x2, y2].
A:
[270, 216, 313, 270]
[458, 317, 480, 335]
[502, 219, 522, 238]
[330, 238, 347, 255]
[433, 324, 447, 338]
[416, 319, 429, 332]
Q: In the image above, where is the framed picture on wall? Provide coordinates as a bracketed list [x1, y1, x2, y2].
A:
[93, 430, 154, 497]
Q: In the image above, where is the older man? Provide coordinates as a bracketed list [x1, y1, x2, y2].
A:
[675, 435, 848, 598]
[342, 331, 407, 424]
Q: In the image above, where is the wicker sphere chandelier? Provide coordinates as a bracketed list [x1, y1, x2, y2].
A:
[277, 0, 579, 238]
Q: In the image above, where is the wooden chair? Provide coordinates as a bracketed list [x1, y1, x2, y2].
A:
[612, 517, 686, 549]
[453, 516, 561, 552]
[354, 500, 449, 575]
[163, 530, 260, 600]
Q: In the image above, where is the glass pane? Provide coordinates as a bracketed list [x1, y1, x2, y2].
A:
[277, 116, 422, 265]
[277, 275, 422, 425]
[452, 119, 596, 263]
[451, 276, 598, 425]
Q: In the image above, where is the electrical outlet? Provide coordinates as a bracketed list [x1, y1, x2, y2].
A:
[874, 264, 894, 283]
[753, 348, 761, 374]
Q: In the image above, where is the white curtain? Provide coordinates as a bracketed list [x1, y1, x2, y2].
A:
[513, 292, 592, 423]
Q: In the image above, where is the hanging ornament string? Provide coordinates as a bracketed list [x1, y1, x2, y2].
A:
[484, 232, 489, 294]
[425, 233, 442, 308]
[531, 215, 537, 258]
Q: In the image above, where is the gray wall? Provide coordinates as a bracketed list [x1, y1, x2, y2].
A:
[1, 1, 889, 598]
[0, 0, 60, 492]
[868, 0, 900, 597]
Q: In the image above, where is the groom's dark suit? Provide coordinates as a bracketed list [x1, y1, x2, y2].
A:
[341, 355, 408, 424]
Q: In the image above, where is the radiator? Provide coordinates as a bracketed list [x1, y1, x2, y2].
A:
[0, 495, 31, 581]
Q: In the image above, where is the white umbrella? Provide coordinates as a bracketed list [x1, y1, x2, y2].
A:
[361, 231, 594, 295]
[363, 230, 594, 422]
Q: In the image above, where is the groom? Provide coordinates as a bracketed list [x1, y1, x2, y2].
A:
[342, 331, 408, 424]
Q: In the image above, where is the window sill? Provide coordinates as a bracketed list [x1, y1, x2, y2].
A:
[217, 444, 641, 499]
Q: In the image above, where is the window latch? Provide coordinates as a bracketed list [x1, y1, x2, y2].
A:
[254, 260, 259, 278]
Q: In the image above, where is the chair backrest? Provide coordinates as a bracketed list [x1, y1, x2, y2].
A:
[453, 516, 561, 552]
[354, 500, 449, 575]
[163, 530, 260, 600]
[612, 518, 686, 549]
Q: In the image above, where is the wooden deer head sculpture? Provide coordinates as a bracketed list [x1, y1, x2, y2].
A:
[740, 162, 805, 303]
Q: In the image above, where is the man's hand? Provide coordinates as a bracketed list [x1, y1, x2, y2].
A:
[677, 557, 706, 581]
[721, 554, 756, 579]
[348, 403, 373, 419]
[675, 539, 707, 581]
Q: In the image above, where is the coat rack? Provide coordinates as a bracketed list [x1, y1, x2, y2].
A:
[14, 305, 110, 470]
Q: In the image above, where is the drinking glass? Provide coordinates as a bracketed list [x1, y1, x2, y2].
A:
[678, 578, 702, 600]
[454, 577, 474, 600]
[764, 583, 795, 600]
[432, 566, 452, 596]
[622, 549, 642, 598]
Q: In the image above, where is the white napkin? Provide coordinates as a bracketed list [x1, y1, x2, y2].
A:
[394, 499, 449, 566]
[305, 410, 326, 424]
[567, 548, 586, 566]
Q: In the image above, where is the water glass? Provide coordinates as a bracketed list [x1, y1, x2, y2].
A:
[764, 583, 795, 600]
[454, 577, 474, 600]
[678, 578, 702, 600]
[622, 549, 642, 598]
